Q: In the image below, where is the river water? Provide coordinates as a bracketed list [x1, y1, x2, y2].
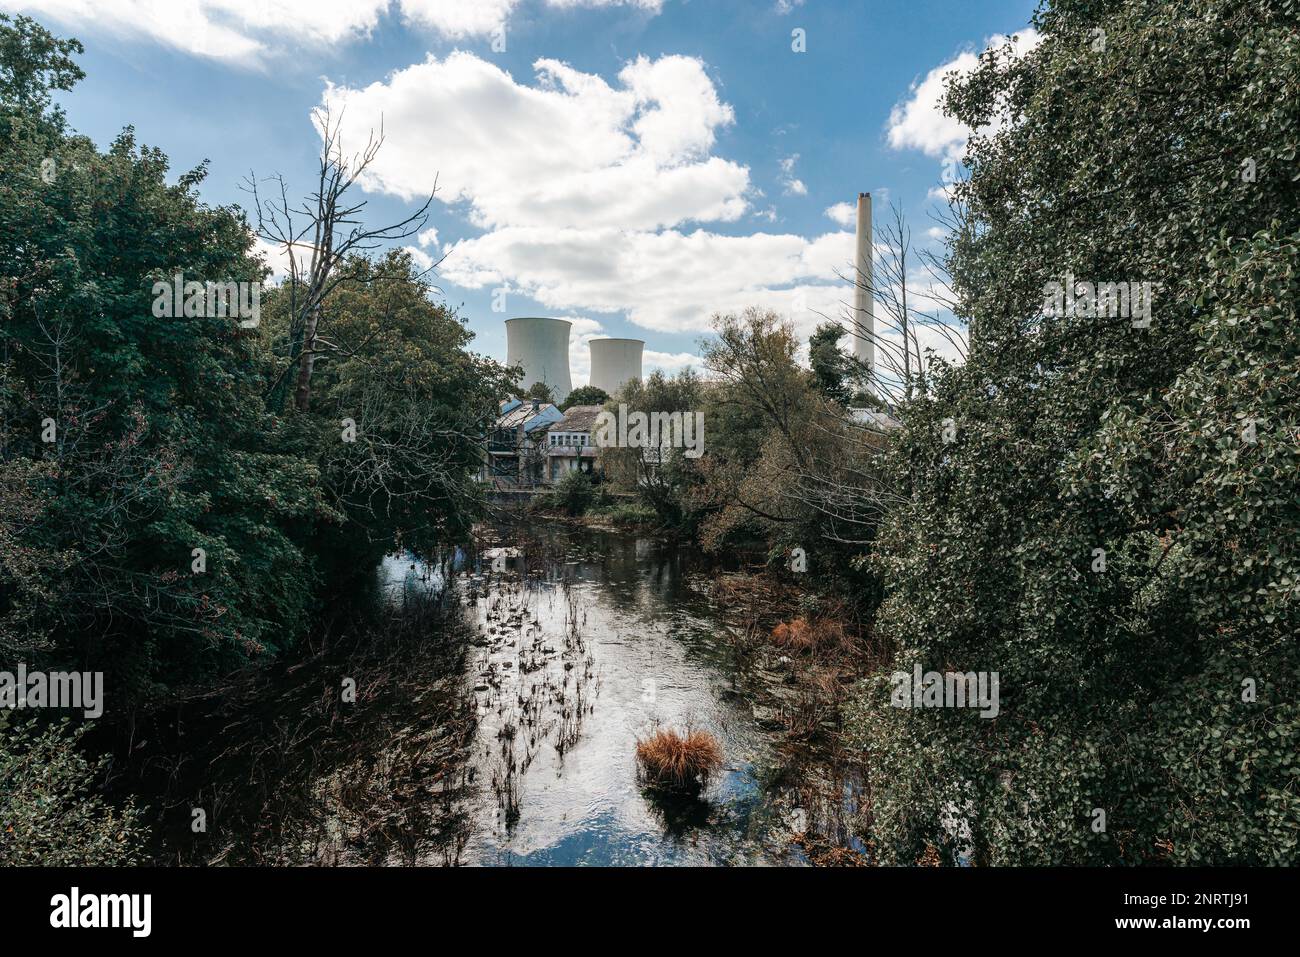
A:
[385, 524, 797, 865]
[124, 524, 833, 866]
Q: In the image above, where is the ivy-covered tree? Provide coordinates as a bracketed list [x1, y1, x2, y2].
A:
[854, 0, 1300, 865]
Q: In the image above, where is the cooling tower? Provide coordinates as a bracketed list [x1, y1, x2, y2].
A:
[587, 338, 644, 397]
[853, 192, 875, 377]
[505, 317, 572, 403]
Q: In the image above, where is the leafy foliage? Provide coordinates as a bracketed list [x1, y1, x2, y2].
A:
[561, 384, 609, 411]
[0, 715, 143, 865]
[853, 0, 1300, 865]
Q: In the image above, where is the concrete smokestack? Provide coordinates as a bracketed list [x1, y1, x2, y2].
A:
[587, 338, 644, 397]
[505, 317, 572, 403]
[853, 192, 874, 378]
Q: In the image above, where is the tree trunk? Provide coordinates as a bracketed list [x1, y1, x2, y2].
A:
[293, 303, 320, 412]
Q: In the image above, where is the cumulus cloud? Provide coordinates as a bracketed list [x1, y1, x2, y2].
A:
[322, 52, 746, 231]
[440, 225, 859, 336]
[824, 202, 855, 227]
[644, 350, 705, 377]
[403, 245, 437, 271]
[886, 28, 1041, 168]
[7, 0, 666, 61]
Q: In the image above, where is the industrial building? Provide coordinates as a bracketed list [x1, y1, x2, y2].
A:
[853, 192, 875, 377]
[587, 338, 644, 397]
[506, 317, 573, 404]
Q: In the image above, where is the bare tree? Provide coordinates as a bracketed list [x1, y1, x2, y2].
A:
[827, 199, 970, 410]
[244, 107, 436, 413]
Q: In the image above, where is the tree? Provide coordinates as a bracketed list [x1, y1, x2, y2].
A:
[697, 309, 892, 608]
[854, 0, 1300, 865]
[245, 108, 434, 414]
[561, 384, 609, 410]
[0, 26, 323, 693]
[600, 369, 705, 529]
[808, 322, 855, 406]
[259, 249, 513, 559]
[0, 13, 82, 135]
[522, 381, 555, 404]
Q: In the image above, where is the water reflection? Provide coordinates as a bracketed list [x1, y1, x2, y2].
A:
[128, 524, 812, 866]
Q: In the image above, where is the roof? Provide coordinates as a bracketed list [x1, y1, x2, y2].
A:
[549, 405, 605, 434]
[497, 401, 562, 431]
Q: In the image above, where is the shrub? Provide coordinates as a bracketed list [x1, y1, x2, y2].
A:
[635, 727, 724, 793]
[594, 502, 659, 527]
[545, 469, 599, 516]
[0, 717, 144, 865]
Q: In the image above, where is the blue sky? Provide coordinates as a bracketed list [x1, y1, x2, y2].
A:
[11, 0, 1039, 383]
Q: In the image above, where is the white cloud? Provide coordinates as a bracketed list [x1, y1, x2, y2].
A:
[564, 315, 607, 386]
[824, 202, 854, 227]
[8, 0, 389, 60]
[403, 245, 437, 271]
[440, 225, 856, 336]
[778, 154, 807, 196]
[886, 28, 1041, 166]
[644, 350, 704, 377]
[252, 236, 320, 281]
[322, 52, 746, 231]
[398, 0, 515, 37]
[417, 227, 440, 250]
[8, 0, 666, 61]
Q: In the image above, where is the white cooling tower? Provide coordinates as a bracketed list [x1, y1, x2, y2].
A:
[588, 338, 644, 396]
[506, 317, 572, 403]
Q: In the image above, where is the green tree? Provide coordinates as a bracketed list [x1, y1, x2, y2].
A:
[561, 384, 609, 410]
[808, 321, 856, 406]
[0, 23, 324, 692]
[854, 0, 1300, 865]
[523, 381, 555, 404]
[600, 369, 705, 529]
[259, 249, 513, 562]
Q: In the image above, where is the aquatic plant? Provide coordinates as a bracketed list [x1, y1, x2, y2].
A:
[635, 728, 723, 794]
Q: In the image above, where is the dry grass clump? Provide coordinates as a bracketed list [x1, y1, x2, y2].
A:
[635, 727, 724, 793]
[772, 617, 853, 655]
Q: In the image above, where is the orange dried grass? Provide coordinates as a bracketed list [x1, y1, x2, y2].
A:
[635, 727, 724, 792]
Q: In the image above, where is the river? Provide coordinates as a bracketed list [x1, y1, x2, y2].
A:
[118, 523, 855, 866]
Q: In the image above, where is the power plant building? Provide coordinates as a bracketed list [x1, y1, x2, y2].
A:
[588, 338, 644, 397]
[506, 317, 573, 404]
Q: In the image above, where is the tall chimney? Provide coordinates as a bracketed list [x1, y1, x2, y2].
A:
[853, 192, 874, 379]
